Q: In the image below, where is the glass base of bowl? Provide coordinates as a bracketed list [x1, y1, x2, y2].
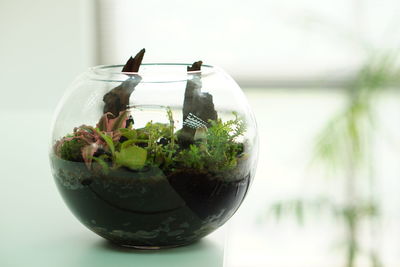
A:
[111, 241, 195, 250]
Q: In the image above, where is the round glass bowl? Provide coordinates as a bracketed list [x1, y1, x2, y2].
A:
[49, 63, 258, 248]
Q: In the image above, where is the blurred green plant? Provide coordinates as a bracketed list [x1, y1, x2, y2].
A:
[268, 51, 400, 267]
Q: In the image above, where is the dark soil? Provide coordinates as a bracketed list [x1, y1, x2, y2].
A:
[50, 155, 252, 247]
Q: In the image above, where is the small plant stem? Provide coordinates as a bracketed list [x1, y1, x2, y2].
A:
[345, 212, 357, 267]
[367, 128, 382, 267]
[167, 108, 175, 159]
[344, 143, 358, 267]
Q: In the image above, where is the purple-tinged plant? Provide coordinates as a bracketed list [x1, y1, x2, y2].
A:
[97, 110, 129, 133]
[55, 111, 131, 168]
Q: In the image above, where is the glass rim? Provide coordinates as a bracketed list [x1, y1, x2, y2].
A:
[89, 63, 216, 83]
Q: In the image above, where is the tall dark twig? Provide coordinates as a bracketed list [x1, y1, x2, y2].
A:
[122, 48, 145, 73]
[103, 49, 145, 116]
[179, 61, 218, 146]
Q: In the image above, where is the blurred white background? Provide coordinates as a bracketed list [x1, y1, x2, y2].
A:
[97, 0, 400, 85]
[0, 0, 96, 110]
[2, 0, 400, 266]
[2, 0, 400, 111]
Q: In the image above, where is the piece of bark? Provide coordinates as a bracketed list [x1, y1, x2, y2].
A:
[179, 61, 218, 146]
[187, 61, 202, 72]
[122, 48, 145, 73]
[103, 49, 145, 116]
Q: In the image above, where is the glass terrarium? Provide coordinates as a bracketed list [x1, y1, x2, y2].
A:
[49, 52, 258, 249]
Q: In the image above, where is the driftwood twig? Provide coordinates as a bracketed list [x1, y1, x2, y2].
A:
[102, 49, 145, 116]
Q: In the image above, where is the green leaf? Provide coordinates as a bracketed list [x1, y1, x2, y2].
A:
[111, 110, 129, 131]
[92, 156, 110, 174]
[121, 139, 136, 149]
[96, 129, 115, 157]
[120, 128, 138, 140]
[115, 145, 147, 170]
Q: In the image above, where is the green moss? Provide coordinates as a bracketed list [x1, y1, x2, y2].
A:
[60, 139, 85, 162]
